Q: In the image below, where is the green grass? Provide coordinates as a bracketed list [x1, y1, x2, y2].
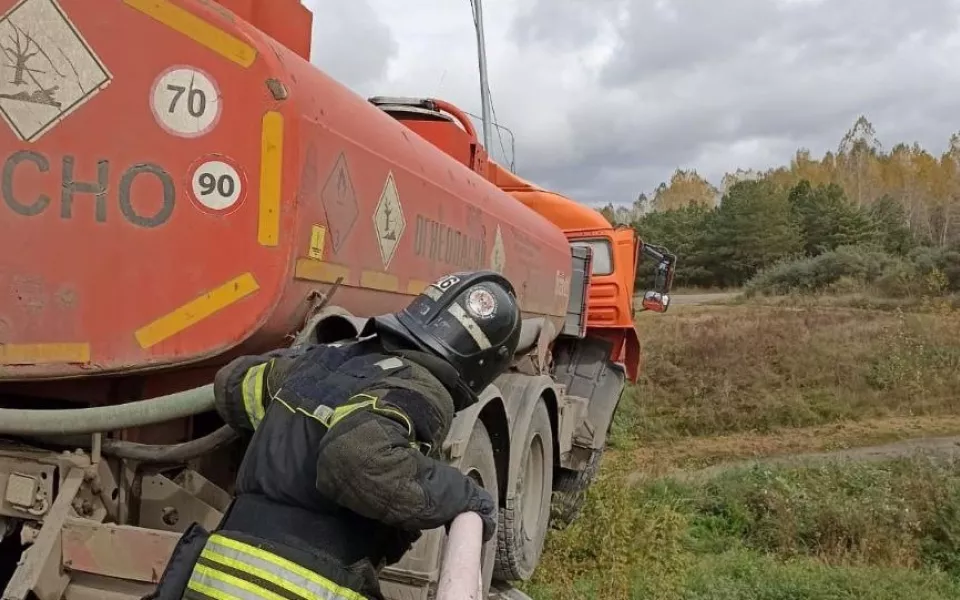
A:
[679, 551, 960, 600]
[524, 457, 960, 600]
[523, 298, 960, 599]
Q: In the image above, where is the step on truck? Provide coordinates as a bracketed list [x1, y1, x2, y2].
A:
[0, 1, 676, 598]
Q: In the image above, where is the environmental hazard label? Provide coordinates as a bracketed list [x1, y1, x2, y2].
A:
[0, 0, 111, 142]
[373, 171, 405, 269]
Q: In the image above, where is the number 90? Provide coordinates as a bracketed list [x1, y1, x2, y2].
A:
[198, 172, 236, 197]
[189, 159, 244, 212]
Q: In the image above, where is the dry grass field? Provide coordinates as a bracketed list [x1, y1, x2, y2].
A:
[523, 296, 960, 599]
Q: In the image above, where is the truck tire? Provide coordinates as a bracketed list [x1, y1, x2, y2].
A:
[457, 419, 499, 596]
[550, 446, 603, 529]
[494, 400, 553, 582]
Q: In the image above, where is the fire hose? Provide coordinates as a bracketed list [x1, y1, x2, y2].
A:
[0, 384, 216, 437]
[437, 511, 485, 600]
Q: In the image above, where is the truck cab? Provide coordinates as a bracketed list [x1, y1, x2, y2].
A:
[489, 169, 675, 382]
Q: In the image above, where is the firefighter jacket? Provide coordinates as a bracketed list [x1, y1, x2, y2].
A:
[147, 335, 495, 600]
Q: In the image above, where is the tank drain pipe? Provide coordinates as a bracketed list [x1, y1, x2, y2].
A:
[436, 511, 484, 600]
[0, 384, 216, 436]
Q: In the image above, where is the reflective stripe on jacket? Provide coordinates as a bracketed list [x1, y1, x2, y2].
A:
[183, 532, 366, 600]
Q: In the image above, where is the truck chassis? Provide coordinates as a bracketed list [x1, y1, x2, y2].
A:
[0, 274, 628, 600]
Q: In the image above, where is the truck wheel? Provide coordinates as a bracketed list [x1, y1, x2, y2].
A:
[457, 419, 499, 595]
[494, 400, 553, 582]
[550, 446, 603, 529]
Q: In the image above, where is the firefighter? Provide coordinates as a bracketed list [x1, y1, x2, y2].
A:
[147, 270, 521, 600]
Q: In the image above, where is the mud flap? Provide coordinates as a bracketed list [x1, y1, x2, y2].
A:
[140, 523, 210, 600]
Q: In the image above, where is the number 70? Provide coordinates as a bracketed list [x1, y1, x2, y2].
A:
[167, 83, 207, 118]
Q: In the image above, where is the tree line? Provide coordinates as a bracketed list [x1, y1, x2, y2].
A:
[601, 116, 960, 292]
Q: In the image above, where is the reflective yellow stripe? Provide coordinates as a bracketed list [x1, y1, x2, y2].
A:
[189, 563, 286, 600]
[123, 0, 258, 67]
[327, 395, 376, 429]
[329, 393, 413, 436]
[266, 390, 414, 436]
[207, 534, 366, 600]
[258, 111, 284, 247]
[241, 362, 268, 428]
[293, 259, 351, 284]
[406, 279, 430, 295]
[201, 548, 335, 600]
[271, 393, 333, 426]
[0, 343, 90, 364]
[185, 579, 240, 600]
[359, 270, 399, 292]
[134, 273, 260, 348]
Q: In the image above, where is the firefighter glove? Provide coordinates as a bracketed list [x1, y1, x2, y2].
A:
[468, 485, 497, 542]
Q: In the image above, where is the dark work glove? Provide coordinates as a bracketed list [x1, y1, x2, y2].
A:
[384, 528, 423, 565]
[467, 485, 497, 542]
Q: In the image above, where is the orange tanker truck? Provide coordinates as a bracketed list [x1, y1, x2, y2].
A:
[0, 1, 675, 598]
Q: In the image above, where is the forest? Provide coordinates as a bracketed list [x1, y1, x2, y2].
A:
[600, 116, 960, 296]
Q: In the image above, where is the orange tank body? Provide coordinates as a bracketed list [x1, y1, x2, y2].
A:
[0, 0, 573, 383]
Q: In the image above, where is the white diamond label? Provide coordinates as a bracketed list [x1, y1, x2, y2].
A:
[373, 171, 405, 269]
[0, 0, 111, 142]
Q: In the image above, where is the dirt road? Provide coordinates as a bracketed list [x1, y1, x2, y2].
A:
[673, 292, 739, 305]
[670, 434, 960, 482]
[637, 292, 740, 306]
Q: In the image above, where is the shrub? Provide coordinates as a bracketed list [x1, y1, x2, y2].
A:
[745, 245, 960, 298]
[745, 246, 897, 296]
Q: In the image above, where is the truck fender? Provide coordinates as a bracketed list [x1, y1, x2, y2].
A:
[443, 384, 510, 498]
[585, 362, 627, 450]
[494, 373, 561, 500]
[444, 383, 504, 460]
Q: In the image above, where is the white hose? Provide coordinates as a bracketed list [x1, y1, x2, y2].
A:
[0, 384, 215, 436]
[437, 511, 485, 600]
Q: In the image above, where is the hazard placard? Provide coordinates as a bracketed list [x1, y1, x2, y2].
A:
[373, 172, 405, 269]
[0, 0, 112, 142]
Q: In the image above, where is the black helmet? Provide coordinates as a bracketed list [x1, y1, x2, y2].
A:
[372, 270, 521, 405]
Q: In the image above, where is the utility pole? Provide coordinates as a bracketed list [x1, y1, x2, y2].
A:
[471, 0, 494, 152]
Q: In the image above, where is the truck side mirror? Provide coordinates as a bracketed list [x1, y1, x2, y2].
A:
[641, 290, 670, 313]
[639, 243, 677, 295]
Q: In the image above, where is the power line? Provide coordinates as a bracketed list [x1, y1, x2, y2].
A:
[487, 89, 509, 169]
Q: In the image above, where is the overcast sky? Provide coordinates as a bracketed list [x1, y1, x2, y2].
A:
[304, 0, 960, 207]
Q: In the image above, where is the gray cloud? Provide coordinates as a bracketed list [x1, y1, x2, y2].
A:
[307, 0, 960, 207]
[602, 0, 960, 84]
[306, 0, 398, 89]
[509, 0, 625, 50]
[533, 0, 960, 204]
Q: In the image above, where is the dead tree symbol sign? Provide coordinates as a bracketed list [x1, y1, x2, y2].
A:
[381, 202, 397, 241]
[373, 172, 405, 268]
[2, 25, 63, 110]
[0, 0, 112, 142]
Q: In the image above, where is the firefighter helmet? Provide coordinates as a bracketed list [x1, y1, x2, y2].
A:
[372, 270, 522, 406]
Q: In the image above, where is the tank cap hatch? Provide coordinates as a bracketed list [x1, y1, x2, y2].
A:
[368, 96, 452, 122]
